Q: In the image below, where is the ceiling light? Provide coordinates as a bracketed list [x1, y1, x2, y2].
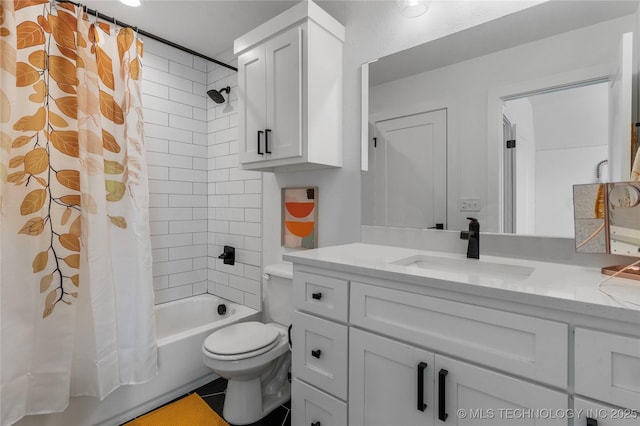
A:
[397, 0, 432, 18]
[119, 0, 141, 7]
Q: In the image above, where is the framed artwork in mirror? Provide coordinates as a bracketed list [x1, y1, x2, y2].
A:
[574, 181, 640, 279]
[282, 187, 318, 249]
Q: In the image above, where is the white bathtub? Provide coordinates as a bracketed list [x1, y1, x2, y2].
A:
[15, 295, 260, 426]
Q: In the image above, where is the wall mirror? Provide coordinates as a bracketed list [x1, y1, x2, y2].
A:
[361, 0, 639, 237]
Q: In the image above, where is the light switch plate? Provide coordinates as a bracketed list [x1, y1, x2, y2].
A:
[460, 198, 481, 212]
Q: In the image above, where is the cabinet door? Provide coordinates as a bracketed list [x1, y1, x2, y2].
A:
[265, 26, 302, 161]
[435, 355, 568, 425]
[574, 397, 640, 426]
[238, 44, 267, 164]
[575, 328, 640, 410]
[349, 328, 435, 426]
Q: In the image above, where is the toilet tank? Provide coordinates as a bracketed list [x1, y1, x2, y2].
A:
[263, 262, 293, 326]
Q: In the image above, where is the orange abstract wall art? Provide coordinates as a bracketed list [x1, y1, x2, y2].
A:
[282, 187, 318, 249]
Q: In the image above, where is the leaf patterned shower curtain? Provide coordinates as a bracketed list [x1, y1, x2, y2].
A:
[0, 1, 157, 424]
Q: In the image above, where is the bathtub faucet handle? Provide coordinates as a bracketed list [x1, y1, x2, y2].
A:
[218, 246, 235, 265]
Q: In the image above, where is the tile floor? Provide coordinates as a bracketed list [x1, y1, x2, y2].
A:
[195, 378, 291, 426]
[123, 377, 291, 426]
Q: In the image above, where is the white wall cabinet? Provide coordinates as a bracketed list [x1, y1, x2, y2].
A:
[234, 1, 344, 172]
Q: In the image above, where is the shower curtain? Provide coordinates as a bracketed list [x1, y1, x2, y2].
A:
[0, 1, 157, 424]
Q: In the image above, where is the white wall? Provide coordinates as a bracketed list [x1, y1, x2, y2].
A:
[369, 14, 635, 233]
[142, 39, 210, 304]
[206, 51, 263, 312]
[143, 39, 262, 308]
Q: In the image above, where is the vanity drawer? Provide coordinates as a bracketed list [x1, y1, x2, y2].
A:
[293, 271, 348, 322]
[350, 282, 568, 388]
[575, 328, 640, 410]
[292, 378, 347, 426]
[292, 311, 348, 400]
[574, 397, 640, 426]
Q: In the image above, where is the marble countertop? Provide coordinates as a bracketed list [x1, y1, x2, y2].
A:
[283, 243, 640, 323]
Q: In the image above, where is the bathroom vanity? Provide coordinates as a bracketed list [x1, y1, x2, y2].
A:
[285, 243, 640, 426]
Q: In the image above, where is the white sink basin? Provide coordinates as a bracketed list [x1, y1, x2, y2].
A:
[390, 254, 535, 282]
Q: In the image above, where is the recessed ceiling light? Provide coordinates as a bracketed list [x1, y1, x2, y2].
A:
[398, 0, 432, 18]
[119, 0, 141, 7]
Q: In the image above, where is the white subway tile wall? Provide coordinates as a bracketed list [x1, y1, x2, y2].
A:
[142, 40, 262, 309]
[207, 51, 263, 311]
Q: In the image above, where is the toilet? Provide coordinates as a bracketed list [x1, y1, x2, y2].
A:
[202, 263, 293, 425]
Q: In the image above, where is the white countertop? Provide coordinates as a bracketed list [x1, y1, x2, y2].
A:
[283, 243, 640, 323]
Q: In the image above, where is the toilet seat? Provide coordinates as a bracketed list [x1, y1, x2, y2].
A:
[204, 322, 281, 361]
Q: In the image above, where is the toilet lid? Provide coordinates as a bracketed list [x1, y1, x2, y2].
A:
[204, 322, 280, 356]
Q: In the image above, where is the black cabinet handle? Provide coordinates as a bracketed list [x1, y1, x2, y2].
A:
[438, 369, 448, 421]
[586, 418, 598, 426]
[265, 128, 272, 153]
[311, 422, 320, 426]
[417, 362, 428, 412]
[312, 292, 322, 300]
[311, 349, 322, 359]
[257, 130, 264, 155]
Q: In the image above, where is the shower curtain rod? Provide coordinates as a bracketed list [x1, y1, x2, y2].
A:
[56, 0, 238, 72]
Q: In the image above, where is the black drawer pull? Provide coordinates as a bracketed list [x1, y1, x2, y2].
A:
[311, 349, 322, 359]
[311, 422, 320, 426]
[312, 292, 322, 300]
[586, 418, 598, 426]
[257, 130, 264, 155]
[438, 369, 448, 421]
[265, 128, 272, 153]
[417, 362, 427, 412]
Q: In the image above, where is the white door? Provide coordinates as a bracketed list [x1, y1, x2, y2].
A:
[608, 32, 633, 181]
[238, 44, 267, 164]
[435, 355, 567, 425]
[265, 26, 302, 161]
[373, 109, 447, 229]
[349, 328, 435, 426]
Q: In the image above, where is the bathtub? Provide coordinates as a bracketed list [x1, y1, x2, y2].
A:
[15, 294, 260, 426]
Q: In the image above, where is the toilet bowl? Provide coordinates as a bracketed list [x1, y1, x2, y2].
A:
[202, 263, 293, 425]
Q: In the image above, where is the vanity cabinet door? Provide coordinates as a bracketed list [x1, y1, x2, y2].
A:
[349, 328, 435, 426]
[575, 328, 640, 410]
[435, 355, 568, 425]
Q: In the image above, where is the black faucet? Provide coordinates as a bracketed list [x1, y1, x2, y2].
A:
[460, 217, 480, 259]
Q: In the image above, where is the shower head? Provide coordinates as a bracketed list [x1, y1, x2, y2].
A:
[207, 86, 231, 104]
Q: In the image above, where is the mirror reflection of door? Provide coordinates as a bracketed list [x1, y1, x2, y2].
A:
[362, 109, 447, 229]
[502, 81, 609, 237]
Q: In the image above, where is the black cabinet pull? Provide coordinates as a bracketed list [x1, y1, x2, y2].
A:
[311, 349, 322, 359]
[257, 130, 264, 155]
[417, 362, 428, 412]
[438, 369, 448, 421]
[311, 422, 320, 426]
[265, 128, 272, 153]
[312, 292, 322, 300]
[586, 418, 598, 426]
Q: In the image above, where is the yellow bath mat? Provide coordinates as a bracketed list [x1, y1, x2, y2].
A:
[125, 393, 229, 426]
